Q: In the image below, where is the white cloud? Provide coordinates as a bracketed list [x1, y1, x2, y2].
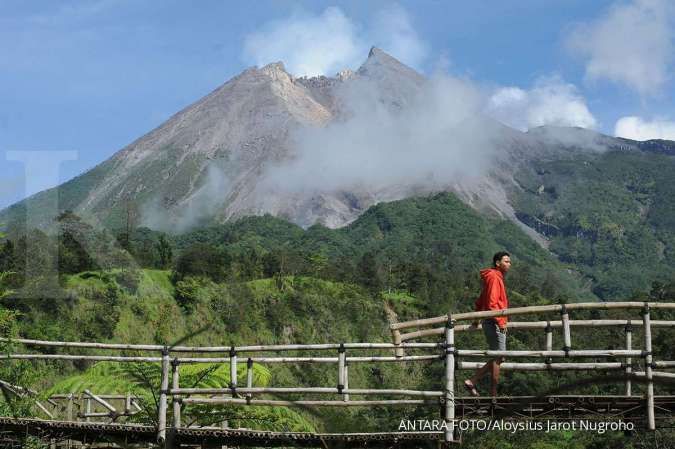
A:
[261, 73, 492, 194]
[243, 7, 363, 77]
[487, 77, 597, 131]
[370, 4, 429, 70]
[242, 5, 427, 76]
[566, 0, 674, 96]
[614, 116, 675, 141]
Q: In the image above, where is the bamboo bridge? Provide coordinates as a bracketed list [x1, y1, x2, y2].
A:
[0, 301, 674, 448]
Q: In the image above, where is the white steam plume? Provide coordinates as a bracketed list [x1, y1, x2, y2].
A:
[261, 74, 495, 195]
[486, 76, 597, 131]
[242, 5, 427, 76]
[142, 165, 231, 233]
[615, 116, 675, 141]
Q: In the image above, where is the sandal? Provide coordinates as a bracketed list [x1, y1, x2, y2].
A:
[464, 379, 479, 397]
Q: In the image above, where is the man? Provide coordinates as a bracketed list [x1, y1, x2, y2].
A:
[464, 251, 511, 397]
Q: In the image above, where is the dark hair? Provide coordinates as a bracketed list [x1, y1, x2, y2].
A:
[492, 251, 510, 267]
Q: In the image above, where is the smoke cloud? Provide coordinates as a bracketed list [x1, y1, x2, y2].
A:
[261, 74, 495, 195]
[142, 164, 232, 233]
[615, 116, 675, 141]
[487, 77, 597, 131]
[242, 4, 428, 76]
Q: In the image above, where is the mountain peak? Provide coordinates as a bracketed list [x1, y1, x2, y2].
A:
[259, 61, 289, 77]
[357, 46, 423, 80]
[365, 47, 400, 64]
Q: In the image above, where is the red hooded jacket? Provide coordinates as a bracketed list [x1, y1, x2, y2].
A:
[474, 268, 509, 329]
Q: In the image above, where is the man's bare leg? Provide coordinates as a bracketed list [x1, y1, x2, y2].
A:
[469, 361, 492, 386]
[490, 359, 502, 396]
[466, 360, 498, 395]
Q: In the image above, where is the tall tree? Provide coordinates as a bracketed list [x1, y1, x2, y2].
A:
[156, 234, 173, 269]
[57, 211, 97, 274]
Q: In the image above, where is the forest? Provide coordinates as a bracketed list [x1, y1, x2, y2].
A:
[0, 192, 674, 447]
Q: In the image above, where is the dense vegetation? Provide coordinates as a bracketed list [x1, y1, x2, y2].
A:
[510, 150, 675, 299]
[0, 192, 674, 447]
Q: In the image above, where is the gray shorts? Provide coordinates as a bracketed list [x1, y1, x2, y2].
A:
[482, 319, 507, 351]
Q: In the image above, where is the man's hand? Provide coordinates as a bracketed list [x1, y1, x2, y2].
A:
[470, 321, 479, 328]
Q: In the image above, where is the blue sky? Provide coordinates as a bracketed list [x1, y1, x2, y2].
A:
[1, 0, 674, 210]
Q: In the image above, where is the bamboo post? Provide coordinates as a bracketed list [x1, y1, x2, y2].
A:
[642, 305, 655, 430]
[125, 392, 132, 415]
[83, 389, 117, 414]
[392, 329, 405, 357]
[157, 348, 170, 445]
[172, 359, 181, 428]
[545, 321, 553, 351]
[230, 347, 238, 398]
[35, 401, 54, 419]
[246, 358, 254, 402]
[444, 316, 455, 443]
[343, 362, 350, 402]
[561, 305, 571, 356]
[66, 393, 73, 421]
[545, 321, 553, 366]
[625, 322, 632, 396]
[85, 396, 92, 422]
[338, 344, 346, 397]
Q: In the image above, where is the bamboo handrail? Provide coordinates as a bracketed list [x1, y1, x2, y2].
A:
[399, 319, 675, 341]
[456, 349, 642, 358]
[181, 398, 435, 407]
[0, 338, 438, 353]
[390, 302, 675, 331]
[457, 362, 624, 371]
[170, 387, 443, 397]
[0, 302, 672, 446]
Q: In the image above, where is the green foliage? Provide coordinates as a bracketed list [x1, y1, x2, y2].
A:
[169, 193, 592, 310]
[112, 268, 142, 293]
[57, 211, 98, 274]
[173, 243, 230, 283]
[47, 361, 314, 431]
[1, 191, 674, 442]
[510, 151, 675, 299]
[0, 308, 45, 418]
[174, 276, 211, 313]
[156, 234, 173, 269]
[0, 271, 14, 300]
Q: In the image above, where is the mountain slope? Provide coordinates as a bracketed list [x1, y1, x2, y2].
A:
[0, 48, 552, 235]
[1, 49, 674, 298]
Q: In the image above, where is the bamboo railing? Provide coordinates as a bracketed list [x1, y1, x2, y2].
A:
[0, 301, 672, 447]
[391, 301, 675, 442]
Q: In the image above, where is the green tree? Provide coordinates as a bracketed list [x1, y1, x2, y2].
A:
[0, 239, 16, 272]
[0, 230, 14, 299]
[173, 244, 229, 282]
[356, 251, 384, 294]
[156, 234, 173, 269]
[57, 211, 98, 274]
[307, 252, 329, 278]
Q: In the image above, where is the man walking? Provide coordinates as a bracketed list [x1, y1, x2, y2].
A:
[464, 251, 511, 397]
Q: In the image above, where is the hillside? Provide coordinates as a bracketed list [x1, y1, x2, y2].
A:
[1, 192, 674, 443]
[509, 146, 675, 298]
